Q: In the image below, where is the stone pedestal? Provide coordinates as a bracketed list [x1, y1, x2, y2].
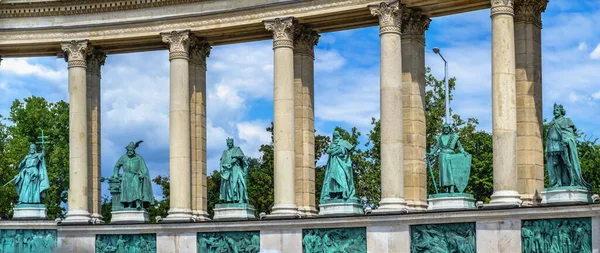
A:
[213, 203, 256, 220]
[427, 193, 476, 210]
[318, 200, 363, 216]
[111, 210, 150, 224]
[542, 187, 592, 204]
[13, 204, 47, 220]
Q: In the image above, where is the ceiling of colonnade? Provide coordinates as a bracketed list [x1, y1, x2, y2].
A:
[0, 0, 489, 57]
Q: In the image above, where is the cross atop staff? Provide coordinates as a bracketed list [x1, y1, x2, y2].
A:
[36, 130, 51, 148]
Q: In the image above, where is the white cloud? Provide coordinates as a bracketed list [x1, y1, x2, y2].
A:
[0, 58, 66, 82]
[578, 42, 589, 51]
[315, 49, 346, 72]
[590, 43, 600, 59]
[592, 91, 600, 100]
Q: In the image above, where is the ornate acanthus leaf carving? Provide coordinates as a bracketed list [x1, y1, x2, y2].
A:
[87, 47, 106, 77]
[162, 30, 191, 59]
[264, 17, 296, 48]
[293, 24, 320, 57]
[401, 8, 431, 36]
[61, 40, 90, 68]
[491, 0, 514, 16]
[189, 35, 211, 66]
[514, 0, 548, 27]
[369, 1, 406, 35]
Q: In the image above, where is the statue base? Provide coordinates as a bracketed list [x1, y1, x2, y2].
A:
[12, 204, 47, 220]
[318, 199, 363, 216]
[427, 193, 476, 210]
[213, 203, 256, 220]
[542, 187, 592, 204]
[111, 210, 150, 224]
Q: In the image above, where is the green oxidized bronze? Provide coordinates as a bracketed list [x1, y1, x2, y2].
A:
[426, 123, 471, 194]
[410, 222, 476, 253]
[0, 229, 56, 253]
[545, 104, 591, 190]
[96, 234, 156, 253]
[105, 141, 154, 211]
[320, 130, 358, 204]
[302, 227, 366, 253]
[3, 143, 50, 206]
[522, 218, 591, 253]
[197, 231, 260, 253]
[219, 138, 249, 203]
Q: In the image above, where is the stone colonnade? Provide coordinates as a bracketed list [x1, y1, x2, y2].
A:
[55, 0, 547, 223]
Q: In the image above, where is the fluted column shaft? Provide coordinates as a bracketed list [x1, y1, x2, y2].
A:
[514, 0, 547, 206]
[400, 9, 430, 211]
[293, 25, 319, 217]
[264, 17, 299, 216]
[489, 0, 522, 205]
[189, 37, 211, 220]
[370, 1, 407, 211]
[162, 30, 193, 222]
[86, 48, 106, 222]
[62, 40, 92, 224]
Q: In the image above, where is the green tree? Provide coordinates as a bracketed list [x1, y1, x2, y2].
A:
[147, 175, 170, 223]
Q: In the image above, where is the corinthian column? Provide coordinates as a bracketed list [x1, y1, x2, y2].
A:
[370, 1, 407, 212]
[401, 9, 430, 211]
[86, 47, 106, 223]
[514, 0, 548, 206]
[62, 40, 92, 224]
[189, 36, 211, 221]
[293, 24, 319, 217]
[264, 17, 299, 217]
[489, 0, 522, 206]
[162, 30, 193, 222]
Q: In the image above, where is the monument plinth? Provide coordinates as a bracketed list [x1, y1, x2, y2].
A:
[213, 203, 256, 220]
[12, 204, 47, 220]
[542, 187, 593, 204]
[427, 193, 476, 210]
[318, 199, 363, 216]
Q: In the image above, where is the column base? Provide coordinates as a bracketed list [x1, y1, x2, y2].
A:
[520, 192, 542, 207]
[406, 200, 428, 212]
[297, 205, 318, 217]
[62, 210, 91, 225]
[192, 210, 211, 222]
[89, 213, 105, 224]
[373, 198, 407, 214]
[267, 204, 300, 219]
[163, 208, 193, 223]
[485, 190, 522, 208]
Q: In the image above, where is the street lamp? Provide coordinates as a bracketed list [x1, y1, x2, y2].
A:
[432, 47, 449, 123]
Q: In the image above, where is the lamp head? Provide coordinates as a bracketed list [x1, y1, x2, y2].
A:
[432, 47, 440, 54]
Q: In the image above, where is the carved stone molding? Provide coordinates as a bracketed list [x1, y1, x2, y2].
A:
[369, 1, 406, 35]
[61, 40, 91, 69]
[162, 30, 191, 60]
[401, 8, 431, 44]
[189, 36, 211, 68]
[491, 0, 514, 16]
[514, 0, 548, 28]
[293, 24, 320, 58]
[264, 17, 296, 49]
[87, 48, 106, 77]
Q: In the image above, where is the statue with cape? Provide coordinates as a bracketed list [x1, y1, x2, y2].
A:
[320, 130, 357, 203]
[8, 144, 50, 205]
[112, 141, 154, 209]
[219, 138, 249, 203]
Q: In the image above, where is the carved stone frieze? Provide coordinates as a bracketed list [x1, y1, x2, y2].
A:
[162, 30, 191, 60]
[61, 40, 91, 68]
[369, 1, 406, 35]
[189, 36, 211, 68]
[401, 8, 431, 44]
[264, 17, 296, 49]
[514, 0, 548, 28]
[491, 0, 515, 16]
[293, 24, 320, 58]
[87, 48, 106, 77]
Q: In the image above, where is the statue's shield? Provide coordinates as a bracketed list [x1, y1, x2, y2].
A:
[448, 153, 472, 193]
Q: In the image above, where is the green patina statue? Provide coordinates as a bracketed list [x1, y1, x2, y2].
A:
[4, 144, 50, 206]
[545, 103, 591, 189]
[111, 141, 154, 210]
[426, 123, 472, 194]
[219, 138, 249, 203]
[320, 130, 357, 203]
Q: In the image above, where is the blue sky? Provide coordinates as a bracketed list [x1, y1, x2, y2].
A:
[1, 1, 600, 201]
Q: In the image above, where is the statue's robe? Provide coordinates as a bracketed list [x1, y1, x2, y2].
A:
[219, 147, 249, 203]
[14, 151, 50, 204]
[114, 154, 154, 205]
[546, 117, 591, 189]
[429, 133, 468, 189]
[320, 139, 356, 203]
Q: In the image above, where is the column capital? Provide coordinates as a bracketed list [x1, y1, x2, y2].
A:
[87, 47, 106, 77]
[61, 40, 90, 68]
[264, 17, 296, 49]
[293, 24, 320, 58]
[162, 30, 191, 60]
[401, 8, 431, 44]
[491, 0, 515, 16]
[369, 1, 406, 35]
[189, 36, 211, 68]
[514, 0, 548, 28]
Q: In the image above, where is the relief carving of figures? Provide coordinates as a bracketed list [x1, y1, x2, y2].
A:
[410, 223, 475, 253]
[521, 218, 591, 253]
[0, 229, 56, 253]
[302, 227, 366, 253]
[95, 234, 156, 253]
[197, 231, 260, 253]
